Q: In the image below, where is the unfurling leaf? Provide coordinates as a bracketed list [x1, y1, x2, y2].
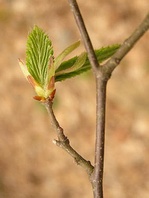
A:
[26, 25, 54, 86]
[19, 26, 55, 101]
[54, 40, 80, 70]
[19, 25, 120, 100]
[55, 44, 120, 81]
[55, 52, 87, 76]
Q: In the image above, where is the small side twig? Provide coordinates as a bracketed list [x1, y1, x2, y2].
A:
[43, 98, 94, 176]
[104, 12, 149, 74]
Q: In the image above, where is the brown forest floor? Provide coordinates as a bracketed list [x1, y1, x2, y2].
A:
[0, 0, 149, 198]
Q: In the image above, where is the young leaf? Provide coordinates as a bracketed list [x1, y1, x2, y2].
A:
[55, 52, 87, 76]
[20, 25, 120, 100]
[55, 44, 120, 81]
[54, 40, 80, 70]
[26, 25, 53, 86]
[19, 26, 56, 101]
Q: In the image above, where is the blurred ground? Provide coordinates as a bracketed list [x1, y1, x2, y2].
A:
[0, 0, 149, 198]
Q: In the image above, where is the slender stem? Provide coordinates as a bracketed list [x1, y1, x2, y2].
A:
[68, 0, 107, 197]
[104, 11, 149, 73]
[91, 76, 107, 198]
[44, 98, 94, 176]
[68, 0, 100, 74]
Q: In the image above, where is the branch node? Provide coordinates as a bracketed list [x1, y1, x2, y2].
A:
[74, 157, 79, 165]
[53, 136, 70, 147]
[115, 58, 120, 64]
[52, 139, 57, 145]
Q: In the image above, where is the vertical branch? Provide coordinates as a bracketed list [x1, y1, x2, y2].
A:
[68, 1, 149, 198]
[68, 0, 100, 74]
[91, 77, 107, 198]
[68, 0, 106, 197]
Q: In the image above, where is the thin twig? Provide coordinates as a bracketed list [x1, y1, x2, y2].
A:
[90, 77, 107, 198]
[67, 1, 107, 198]
[104, 12, 149, 74]
[68, 0, 100, 75]
[43, 98, 94, 176]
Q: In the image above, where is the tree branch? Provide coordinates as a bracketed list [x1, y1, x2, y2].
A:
[67, 1, 149, 198]
[43, 98, 94, 176]
[91, 77, 107, 198]
[68, 0, 100, 75]
[68, 1, 107, 198]
[104, 12, 149, 74]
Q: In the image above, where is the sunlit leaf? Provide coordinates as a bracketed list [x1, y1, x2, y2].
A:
[20, 24, 120, 100]
[55, 52, 87, 76]
[54, 40, 80, 70]
[55, 44, 120, 81]
[26, 25, 53, 86]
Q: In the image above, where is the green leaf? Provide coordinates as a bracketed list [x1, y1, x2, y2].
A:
[55, 52, 87, 76]
[54, 40, 80, 70]
[55, 44, 120, 81]
[26, 25, 53, 86]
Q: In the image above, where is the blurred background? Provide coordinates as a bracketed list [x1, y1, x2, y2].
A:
[0, 0, 149, 197]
